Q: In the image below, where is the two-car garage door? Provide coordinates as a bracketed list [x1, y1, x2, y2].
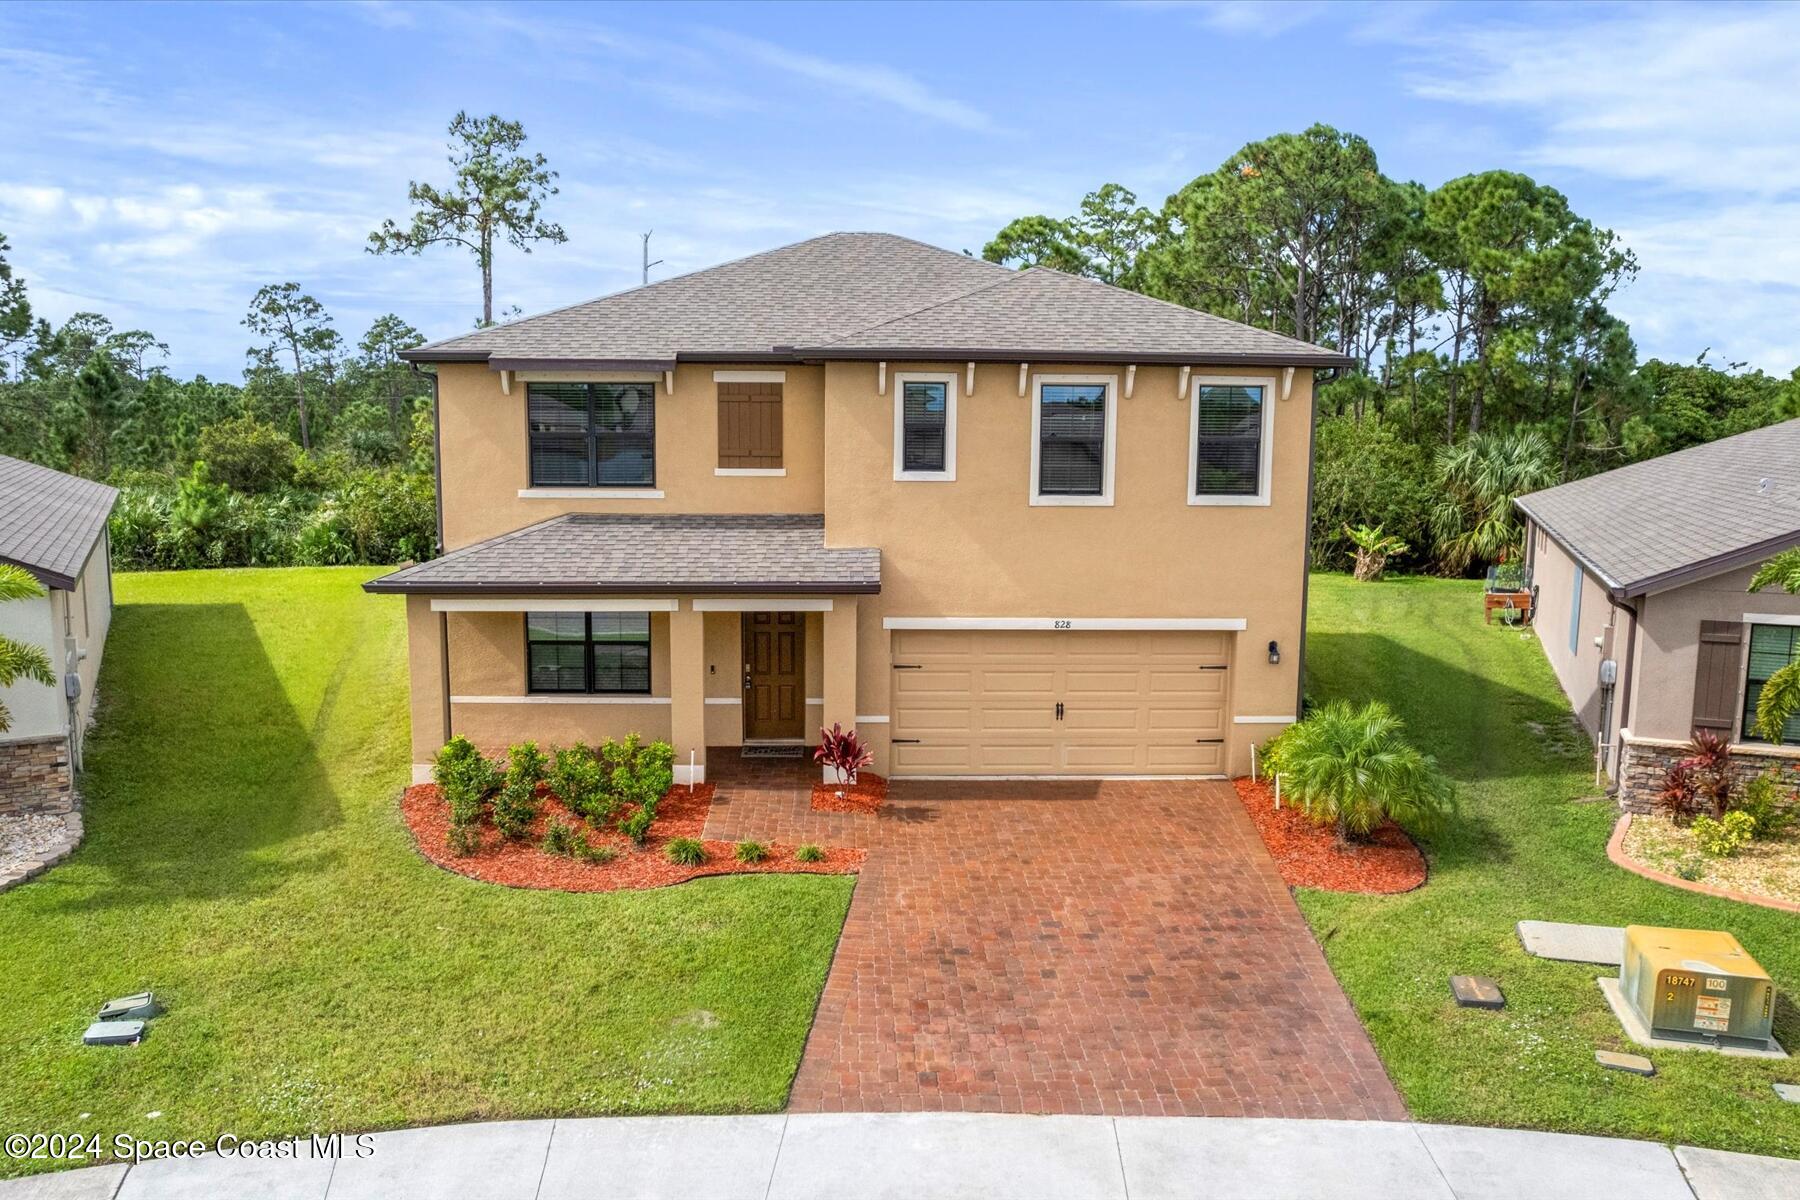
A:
[889, 629, 1231, 776]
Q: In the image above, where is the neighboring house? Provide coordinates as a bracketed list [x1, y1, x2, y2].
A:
[0, 454, 118, 815]
[1516, 419, 1800, 809]
[366, 233, 1346, 784]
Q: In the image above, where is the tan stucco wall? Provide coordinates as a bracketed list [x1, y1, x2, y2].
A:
[406, 358, 1315, 777]
[437, 361, 826, 549]
[822, 361, 1311, 776]
[1527, 523, 1625, 768]
[0, 532, 113, 751]
[0, 593, 58, 742]
[1631, 561, 1800, 743]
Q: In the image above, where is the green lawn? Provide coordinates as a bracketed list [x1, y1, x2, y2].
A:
[1301, 574, 1799, 1160]
[0, 567, 853, 1179]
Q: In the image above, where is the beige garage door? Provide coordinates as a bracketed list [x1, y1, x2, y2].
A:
[889, 629, 1231, 776]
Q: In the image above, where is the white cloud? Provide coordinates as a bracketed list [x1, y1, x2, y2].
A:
[703, 32, 999, 132]
[1135, 1, 1331, 38]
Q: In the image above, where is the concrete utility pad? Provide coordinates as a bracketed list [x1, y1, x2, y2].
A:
[1598, 978, 1789, 1059]
[1517, 920, 1624, 965]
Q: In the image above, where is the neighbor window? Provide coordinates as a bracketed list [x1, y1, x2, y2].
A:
[892, 373, 957, 480]
[526, 611, 652, 695]
[1742, 623, 1800, 743]
[527, 381, 656, 488]
[1033, 377, 1114, 503]
[1190, 382, 1268, 502]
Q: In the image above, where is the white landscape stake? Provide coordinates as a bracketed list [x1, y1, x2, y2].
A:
[1274, 772, 1281, 810]
[688, 748, 697, 787]
[1250, 742, 1259, 781]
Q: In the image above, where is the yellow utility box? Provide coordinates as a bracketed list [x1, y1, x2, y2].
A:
[1620, 926, 1777, 1050]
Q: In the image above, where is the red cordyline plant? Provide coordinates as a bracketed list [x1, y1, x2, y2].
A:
[814, 724, 874, 786]
[1656, 729, 1736, 824]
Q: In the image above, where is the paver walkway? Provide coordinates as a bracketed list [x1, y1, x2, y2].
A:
[704, 752, 1404, 1118]
[5, 1114, 1793, 1199]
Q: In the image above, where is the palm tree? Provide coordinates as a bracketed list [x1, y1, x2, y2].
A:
[1431, 428, 1556, 573]
[1266, 700, 1456, 843]
[0, 564, 56, 733]
[1748, 548, 1800, 743]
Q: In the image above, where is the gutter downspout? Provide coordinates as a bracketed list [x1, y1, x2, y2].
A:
[1294, 371, 1321, 723]
[413, 362, 444, 558]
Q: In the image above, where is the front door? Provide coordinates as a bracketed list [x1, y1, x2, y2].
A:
[743, 611, 806, 740]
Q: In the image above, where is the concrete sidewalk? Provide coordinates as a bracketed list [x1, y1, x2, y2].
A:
[2, 1114, 1795, 1200]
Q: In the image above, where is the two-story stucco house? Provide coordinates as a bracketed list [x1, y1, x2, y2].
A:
[366, 233, 1346, 785]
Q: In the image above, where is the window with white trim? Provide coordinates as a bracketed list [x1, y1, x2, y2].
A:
[1188, 376, 1274, 505]
[1031, 375, 1116, 505]
[892, 372, 957, 481]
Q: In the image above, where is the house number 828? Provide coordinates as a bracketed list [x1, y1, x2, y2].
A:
[1052, 619, 1073, 630]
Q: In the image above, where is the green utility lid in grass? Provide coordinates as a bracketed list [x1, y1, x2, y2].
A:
[98, 992, 157, 1021]
[1775, 1083, 1800, 1103]
[83, 1020, 145, 1046]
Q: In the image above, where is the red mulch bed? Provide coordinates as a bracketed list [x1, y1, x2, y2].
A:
[1233, 778, 1426, 894]
[402, 782, 864, 893]
[811, 772, 887, 813]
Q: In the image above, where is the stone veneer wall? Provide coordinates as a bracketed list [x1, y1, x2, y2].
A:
[1617, 736, 1800, 813]
[0, 736, 73, 815]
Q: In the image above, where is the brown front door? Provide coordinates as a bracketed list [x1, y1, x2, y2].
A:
[743, 611, 806, 739]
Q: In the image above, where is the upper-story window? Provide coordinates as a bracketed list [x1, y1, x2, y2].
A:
[527, 381, 656, 488]
[893, 372, 958, 481]
[1031, 375, 1116, 506]
[1188, 377, 1273, 506]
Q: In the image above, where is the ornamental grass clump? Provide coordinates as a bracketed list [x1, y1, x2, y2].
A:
[794, 844, 825, 863]
[665, 838, 706, 867]
[1264, 700, 1455, 844]
[734, 840, 770, 864]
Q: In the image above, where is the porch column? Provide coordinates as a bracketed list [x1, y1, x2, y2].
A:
[670, 601, 707, 784]
[821, 597, 858, 780]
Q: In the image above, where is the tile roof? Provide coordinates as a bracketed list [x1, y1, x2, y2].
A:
[0, 454, 118, 590]
[1515, 418, 1800, 596]
[403, 232, 1347, 368]
[363, 513, 880, 595]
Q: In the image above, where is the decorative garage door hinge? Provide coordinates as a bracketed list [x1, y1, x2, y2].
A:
[891, 738, 922, 744]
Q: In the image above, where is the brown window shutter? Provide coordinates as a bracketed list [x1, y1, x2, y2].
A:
[717, 382, 783, 469]
[1691, 620, 1745, 736]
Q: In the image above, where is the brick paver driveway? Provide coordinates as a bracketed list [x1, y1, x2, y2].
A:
[705, 752, 1405, 1120]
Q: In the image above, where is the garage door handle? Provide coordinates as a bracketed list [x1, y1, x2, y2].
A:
[891, 738, 921, 744]
[1195, 738, 1224, 744]
[1055, 702, 1064, 720]
[894, 664, 923, 669]
[1198, 665, 1227, 671]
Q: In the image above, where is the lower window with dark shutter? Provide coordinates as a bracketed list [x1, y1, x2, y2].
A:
[1743, 623, 1800, 743]
[527, 612, 652, 695]
[1690, 619, 1745, 737]
[1037, 383, 1106, 496]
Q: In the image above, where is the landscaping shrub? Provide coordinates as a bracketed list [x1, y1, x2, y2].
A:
[1735, 768, 1796, 838]
[578, 842, 618, 865]
[665, 838, 706, 866]
[1655, 730, 1735, 823]
[1692, 810, 1756, 858]
[815, 723, 874, 785]
[548, 743, 605, 820]
[602, 734, 675, 816]
[618, 806, 655, 846]
[1264, 700, 1456, 842]
[507, 740, 547, 790]
[539, 819, 584, 857]
[734, 840, 770, 863]
[433, 735, 481, 787]
[794, 844, 825, 863]
[435, 737, 502, 855]
[492, 777, 541, 842]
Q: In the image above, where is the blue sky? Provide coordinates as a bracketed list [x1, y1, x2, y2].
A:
[2, 0, 1797, 380]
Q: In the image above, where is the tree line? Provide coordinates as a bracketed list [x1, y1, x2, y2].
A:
[982, 125, 1800, 574]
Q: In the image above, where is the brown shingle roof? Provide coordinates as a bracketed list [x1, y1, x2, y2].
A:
[0, 454, 118, 590]
[402, 232, 1347, 368]
[1515, 418, 1800, 596]
[363, 513, 880, 595]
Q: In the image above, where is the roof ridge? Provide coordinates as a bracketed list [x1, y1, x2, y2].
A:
[1023, 266, 1340, 355]
[1519, 416, 1800, 505]
[809, 270, 1025, 347]
[411, 233, 998, 356]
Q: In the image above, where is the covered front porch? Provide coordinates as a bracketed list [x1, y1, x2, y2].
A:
[362, 513, 880, 784]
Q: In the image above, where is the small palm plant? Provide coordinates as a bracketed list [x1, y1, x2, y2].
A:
[1748, 548, 1800, 744]
[1342, 524, 1408, 582]
[1265, 700, 1455, 844]
[0, 565, 57, 733]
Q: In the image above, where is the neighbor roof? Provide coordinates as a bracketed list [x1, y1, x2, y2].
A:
[1515, 418, 1800, 597]
[0, 454, 118, 590]
[362, 514, 880, 595]
[403, 232, 1347, 369]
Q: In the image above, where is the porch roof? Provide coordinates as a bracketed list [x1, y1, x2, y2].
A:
[362, 513, 880, 596]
